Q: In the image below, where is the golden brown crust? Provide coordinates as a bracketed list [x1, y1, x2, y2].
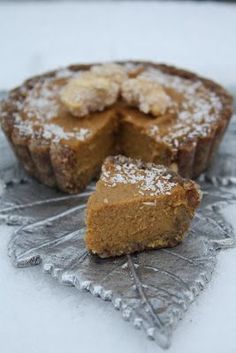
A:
[0, 61, 233, 193]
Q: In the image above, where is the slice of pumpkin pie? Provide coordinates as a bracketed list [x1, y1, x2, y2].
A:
[85, 155, 201, 257]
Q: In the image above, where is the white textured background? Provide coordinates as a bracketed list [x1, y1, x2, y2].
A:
[0, 1, 236, 90]
[0, 2, 236, 353]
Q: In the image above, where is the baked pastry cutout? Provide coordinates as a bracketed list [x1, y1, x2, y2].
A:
[121, 77, 171, 117]
[60, 75, 120, 117]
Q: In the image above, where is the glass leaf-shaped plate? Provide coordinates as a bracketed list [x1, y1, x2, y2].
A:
[1, 178, 235, 349]
[0, 114, 236, 348]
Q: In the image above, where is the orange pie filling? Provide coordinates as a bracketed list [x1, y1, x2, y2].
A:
[85, 155, 201, 257]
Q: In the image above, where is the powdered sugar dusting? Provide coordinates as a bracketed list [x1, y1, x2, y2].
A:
[23, 79, 62, 121]
[101, 155, 177, 196]
[141, 68, 223, 147]
[55, 68, 81, 79]
[14, 114, 90, 143]
[147, 125, 159, 137]
[41, 124, 90, 142]
[7, 63, 225, 149]
[10, 69, 92, 143]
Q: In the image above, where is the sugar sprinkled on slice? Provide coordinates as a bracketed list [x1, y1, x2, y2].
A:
[101, 155, 177, 196]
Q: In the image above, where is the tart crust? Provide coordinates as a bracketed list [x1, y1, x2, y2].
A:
[0, 61, 233, 193]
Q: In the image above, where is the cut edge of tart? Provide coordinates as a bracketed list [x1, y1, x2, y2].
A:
[85, 155, 201, 258]
[0, 61, 233, 193]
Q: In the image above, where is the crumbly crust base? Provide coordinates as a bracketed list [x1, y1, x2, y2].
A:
[0, 61, 233, 193]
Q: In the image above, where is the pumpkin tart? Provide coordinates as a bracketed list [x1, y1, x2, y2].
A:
[85, 155, 201, 257]
[0, 61, 233, 193]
